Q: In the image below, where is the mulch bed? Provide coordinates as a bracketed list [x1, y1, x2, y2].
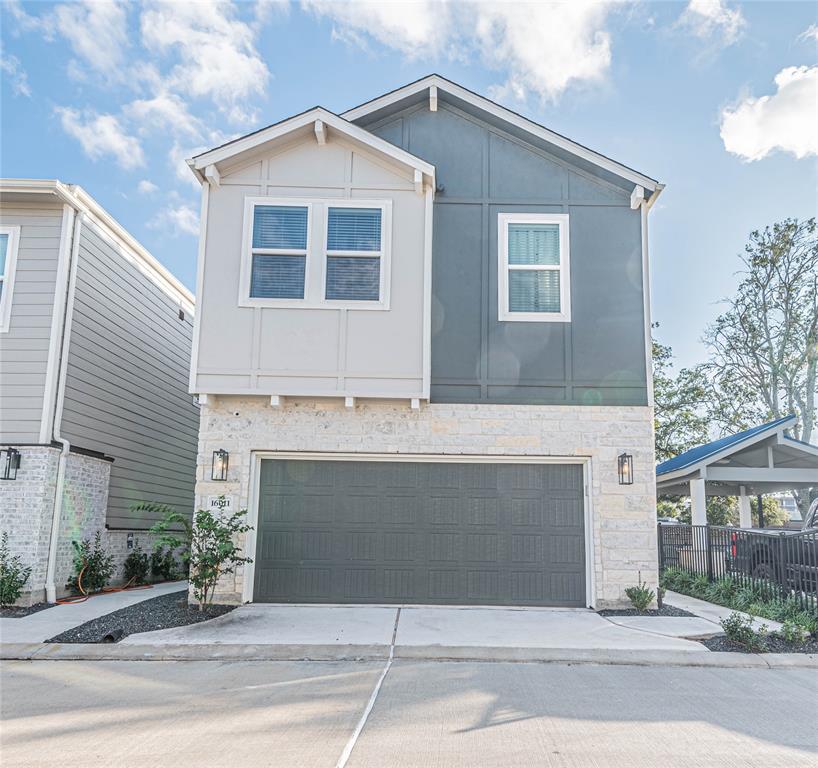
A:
[701, 634, 818, 654]
[597, 605, 695, 618]
[46, 591, 236, 644]
[0, 603, 53, 619]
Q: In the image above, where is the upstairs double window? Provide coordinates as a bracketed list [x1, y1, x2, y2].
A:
[498, 213, 571, 322]
[242, 197, 390, 309]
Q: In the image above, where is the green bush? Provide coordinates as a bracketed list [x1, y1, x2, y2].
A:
[624, 572, 655, 612]
[0, 532, 32, 608]
[720, 612, 768, 652]
[123, 545, 150, 585]
[150, 547, 180, 581]
[66, 532, 114, 594]
[780, 619, 809, 645]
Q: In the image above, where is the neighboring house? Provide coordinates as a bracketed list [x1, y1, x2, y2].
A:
[188, 75, 663, 608]
[0, 180, 198, 604]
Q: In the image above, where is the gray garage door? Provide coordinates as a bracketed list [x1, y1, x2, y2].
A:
[253, 459, 586, 606]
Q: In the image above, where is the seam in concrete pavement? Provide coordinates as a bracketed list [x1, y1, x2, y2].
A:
[598, 614, 720, 641]
[335, 608, 402, 768]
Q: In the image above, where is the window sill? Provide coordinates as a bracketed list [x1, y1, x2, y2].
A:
[239, 297, 391, 311]
[498, 311, 571, 323]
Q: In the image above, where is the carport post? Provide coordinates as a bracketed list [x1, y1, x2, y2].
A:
[738, 486, 752, 528]
[690, 478, 707, 526]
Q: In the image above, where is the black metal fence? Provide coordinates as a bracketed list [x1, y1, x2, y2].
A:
[658, 524, 818, 613]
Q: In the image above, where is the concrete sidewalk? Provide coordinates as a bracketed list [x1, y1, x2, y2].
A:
[0, 581, 187, 644]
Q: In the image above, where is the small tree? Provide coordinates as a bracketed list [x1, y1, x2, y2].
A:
[0, 532, 32, 608]
[67, 533, 114, 594]
[187, 508, 253, 611]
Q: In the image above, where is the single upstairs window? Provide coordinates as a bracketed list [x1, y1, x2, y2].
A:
[498, 213, 570, 322]
[0, 226, 20, 333]
[325, 206, 384, 302]
[249, 205, 309, 299]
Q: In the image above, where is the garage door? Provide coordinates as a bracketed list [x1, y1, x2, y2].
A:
[253, 459, 586, 606]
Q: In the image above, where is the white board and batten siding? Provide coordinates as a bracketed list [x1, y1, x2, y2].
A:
[0, 202, 65, 442]
[194, 137, 429, 400]
[60, 218, 199, 529]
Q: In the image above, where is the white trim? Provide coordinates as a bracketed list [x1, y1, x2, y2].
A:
[239, 196, 393, 311]
[0, 225, 20, 333]
[38, 206, 75, 442]
[243, 451, 595, 608]
[189, 183, 209, 393]
[640, 201, 654, 406]
[421, 185, 433, 399]
[191, 108, 435, 183]
[497, 213, 571, 323]
[341, 75, 659, 193]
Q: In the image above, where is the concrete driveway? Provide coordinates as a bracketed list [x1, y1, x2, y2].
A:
[2, 659, 815, 767]
[121, 604, 709, 652]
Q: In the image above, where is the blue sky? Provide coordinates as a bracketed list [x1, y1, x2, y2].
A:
[1, 1, 816, 369]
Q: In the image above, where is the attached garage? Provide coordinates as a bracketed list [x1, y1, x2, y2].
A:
[251, 457, 588, 607]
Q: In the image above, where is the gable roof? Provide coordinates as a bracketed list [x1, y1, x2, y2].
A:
[189, 107, 435, 184]
[656, 415, 797, 477]
[341, 74, 662, 197]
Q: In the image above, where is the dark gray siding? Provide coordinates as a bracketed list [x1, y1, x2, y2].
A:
[362, 102, 648, 406]
[254, 459, 586, 606]
[60, 220, 198, 529]
[0, 203, 64, 442]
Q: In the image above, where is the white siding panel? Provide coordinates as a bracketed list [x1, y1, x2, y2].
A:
[60, 219, 198, 529]
[0, 203, 63, 442]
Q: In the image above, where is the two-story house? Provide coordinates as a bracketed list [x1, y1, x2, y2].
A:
[0, 180, 198, 604]
[188, 75, 663, 608]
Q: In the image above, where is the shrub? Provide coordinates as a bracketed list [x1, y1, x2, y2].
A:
[66, 532, 114, 594]
[720, 612, 768, 652]
[780, 619, 809, 645]
[624, 572, 655, 612]
[123, 545, 150, 585]
[0, 532, 32, 608]
[150, 547, 180, 581]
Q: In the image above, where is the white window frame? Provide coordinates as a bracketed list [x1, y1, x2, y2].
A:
[239, 197, 313, 308]
[321, 199, 391, 310]
[497, 212, 571, 323]
[0, 226, 21, 333]
[238, 196, 392, 310]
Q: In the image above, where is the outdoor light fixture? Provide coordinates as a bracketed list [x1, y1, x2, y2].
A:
[1, 447, 21, 481]
[211, 449, 229, 481]
[617, 452, 634, 485]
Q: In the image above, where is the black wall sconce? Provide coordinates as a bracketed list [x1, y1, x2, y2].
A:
[212, 449, 229, 481]
[617, 452, 634, 485]
[1, 447, 21, 481]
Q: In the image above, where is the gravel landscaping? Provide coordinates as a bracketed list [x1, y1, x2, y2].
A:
[701, 634, 818, 654]
[46, 591, 236, 644]
[0, 603, 53, 619]
[597, 605, 695, 618]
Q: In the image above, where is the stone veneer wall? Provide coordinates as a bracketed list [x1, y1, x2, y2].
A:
[194, 397, 658, 608]
[0, 445, 169, 605]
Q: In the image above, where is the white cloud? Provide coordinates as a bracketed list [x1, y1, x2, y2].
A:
[0, 54, 31, 97]
[720, 66, 818, 162]
[53, 0, 129, 79]
[677, 0, 746, 46]
[149, 203, 200, 236]
[125, 91, 204, 138]
[140, 1, 270, 124]
[56, 108, 144, 169]
[799, 24, 818, 43]
[138, 179, 159, 194]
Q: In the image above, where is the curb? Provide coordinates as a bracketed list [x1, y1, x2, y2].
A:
[2, 642, 815, 668]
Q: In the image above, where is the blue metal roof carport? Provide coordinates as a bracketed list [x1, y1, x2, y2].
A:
[655, 416, 818, 526]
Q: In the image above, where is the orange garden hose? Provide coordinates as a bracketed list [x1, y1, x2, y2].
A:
[55, 562, 154, 605]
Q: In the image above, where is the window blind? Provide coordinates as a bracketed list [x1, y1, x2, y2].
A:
[326, 256, 380, 301]
[508, 223, 560, 266]
[252, 206, 308, 250]
[327, 207, 382, 251]
[508, 270, 560, 313]
[0, 234, 8, 274]
[250, 254, 306, 299]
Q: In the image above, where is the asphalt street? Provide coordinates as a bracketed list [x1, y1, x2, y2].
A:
[1, 659, 816, 767]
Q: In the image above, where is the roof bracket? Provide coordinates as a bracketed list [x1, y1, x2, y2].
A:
[314, 119, 326, 146]
[204, 164, 221, 188]
[429, 85, 438, 112]
[630, 185, 644, 210]
[414, 169, 424, 196]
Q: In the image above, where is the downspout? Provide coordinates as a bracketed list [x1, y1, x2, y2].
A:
[44, 211, 85, 603]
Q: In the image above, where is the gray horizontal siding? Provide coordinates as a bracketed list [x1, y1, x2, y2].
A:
[0, 203, 64, 442]
[60, 219, 198, 529]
